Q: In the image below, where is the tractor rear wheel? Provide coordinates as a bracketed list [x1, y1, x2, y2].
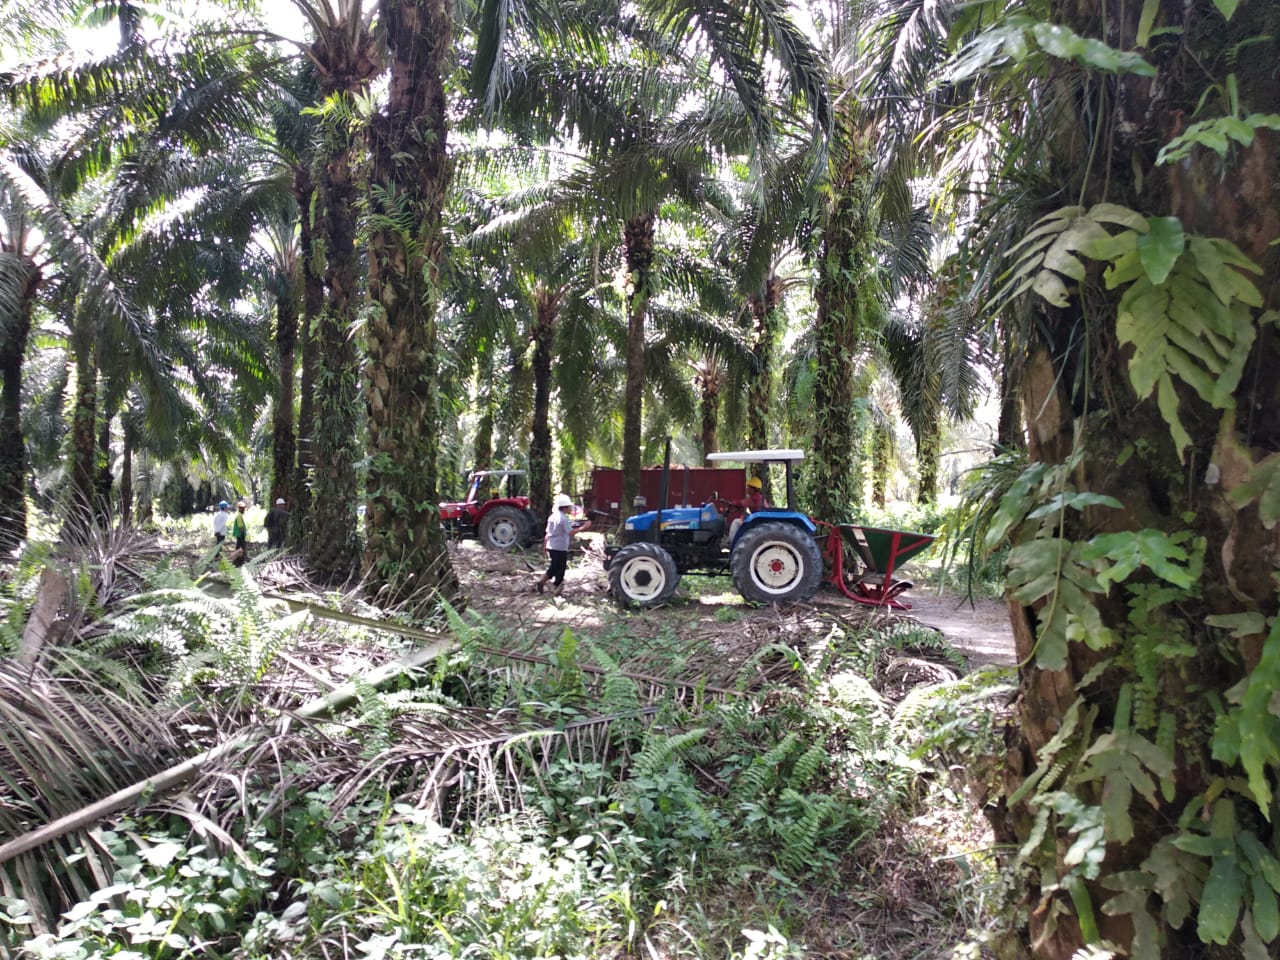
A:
[730, 521, 822, 604]
[609, 542, 679, 607]
[520, 508, 540, 547]
[479, 506, 526, 551]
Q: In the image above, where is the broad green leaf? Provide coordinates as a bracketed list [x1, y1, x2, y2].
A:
[1211, 305, 1256, 406]
[1079, 229, 1139, 262]
[1117, 282, 1170, 397]
[1157, 374, 1193, 462]
[1030, 22, 1157, 75]
[1221, 116, 1257, 146]
[1006, 206, 1086, 257]
[1083, 529, 1196, 589]
[1189, 237, 1264, 307]
[1228, 452, 1280, 528]
[1205, 612, 1269, 638]
[1212, 0, 1238, 20]
[1101, 872, 1161, 960]
[985, 462, 1053, 548]
[1250, 872, 1279, 941]
[1101, 770, 1134, 842]
[1088, 203, 1149, 231]
[1135, 0, 1159, 46]
[1043, 245, 1086, 281]
[945, 24, 1025, 81]
[1199, 851, 1244, 944]
[1027, 491, 1123, 519]
[1238, 832, 1280, 893]
[1196, 802, 1245, 944]
[1147, 838, 1206, 927]
[1033, 268, 1071, 306]
[1139, 217, 1185, 284]
[1105, 248, 1147, 287]
[1170, 270, 1234, 339]
[1233, 616, 1280, 813]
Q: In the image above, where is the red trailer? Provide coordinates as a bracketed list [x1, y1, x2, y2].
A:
[585, 465, 747, 525]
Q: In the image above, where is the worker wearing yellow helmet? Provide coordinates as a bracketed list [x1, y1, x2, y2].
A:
[728, 474, 770, 541]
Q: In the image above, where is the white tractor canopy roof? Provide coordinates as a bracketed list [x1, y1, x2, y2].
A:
[470, 469, 527, 477]
[706, 449, 805, 464]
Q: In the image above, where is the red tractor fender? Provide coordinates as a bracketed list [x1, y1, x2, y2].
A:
[472, 496, 531, 520]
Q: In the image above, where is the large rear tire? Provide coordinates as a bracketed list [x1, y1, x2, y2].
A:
[478, 506, 526, 551]
[730, 521, 822, 604]
[608, 542, 680, 607]
[521, 509, 541, 547]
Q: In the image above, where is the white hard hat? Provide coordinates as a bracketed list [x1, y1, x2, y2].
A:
[276, 498, 285, 505]
[553, 493, 573, 510]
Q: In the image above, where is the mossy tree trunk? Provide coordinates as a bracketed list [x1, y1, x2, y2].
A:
[694, 353, 722, 460]
[290, 172, 321, 548]
[986, 2, 1280, 957]
[0, 256, 37, 549]
[915, 424, 938, 505]
[68, 320, 99, 523]
[529, 283, 563, 520]
[271, 250, 299, 507]
[870, 420, 890, 508]
[119, 430, 133, 527]
[362, 0, 459, 609]
[747, 275, 783, 500]
[304, 24, 379, 582]
[621, 211, 655, 517]
[810, 115, 879, 523]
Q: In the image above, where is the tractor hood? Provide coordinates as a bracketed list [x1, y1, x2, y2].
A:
[623, 503, 721, 534]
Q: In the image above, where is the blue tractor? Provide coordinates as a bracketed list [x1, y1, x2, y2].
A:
[604, 446, 823, 607]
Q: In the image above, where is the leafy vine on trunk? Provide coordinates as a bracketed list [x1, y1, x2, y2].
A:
[964, 2, 1280, 956]
[810, 113, 879, 522]
[362, 0, 459, 610]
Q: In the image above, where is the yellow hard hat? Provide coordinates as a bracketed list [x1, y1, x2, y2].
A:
[746, 476, 762, 489]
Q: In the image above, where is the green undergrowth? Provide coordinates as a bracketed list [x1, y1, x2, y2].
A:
[3, 540, 1010, 960]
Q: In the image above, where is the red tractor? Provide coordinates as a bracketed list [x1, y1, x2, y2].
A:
[439, 470, 540, 550]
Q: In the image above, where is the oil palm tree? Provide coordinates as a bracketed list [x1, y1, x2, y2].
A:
[282, 0, 380, 581]
[0, 176, 42, 548]
[470, 0, 828, 513]
[1, 1, 280, 525]
[360, 0, 461, 608]
[928, 0, 1280, 955]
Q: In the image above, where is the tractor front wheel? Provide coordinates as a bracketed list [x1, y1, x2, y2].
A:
[608, 542, 679, 607]
[479, 506, 526, 551]
[730, 522, 822, 604]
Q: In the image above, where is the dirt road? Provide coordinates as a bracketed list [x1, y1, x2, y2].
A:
[453, 539, 1017, 671]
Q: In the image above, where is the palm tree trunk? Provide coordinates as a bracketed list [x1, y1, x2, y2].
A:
[306, 111, 368, 582]
[271, 270, 298, 505]
[989, 3, 1280, 957]
[69, 323, 98, 522]
[473, 393, 494, 472]
[871, 420, 890, 508]
[362, 0, 459, 609]
[119, 432, 133, 527]
[699, 383, 719, 459]
[621, 211, 656, 517]
[529, 285, 561, 520]
[915, 421, 939, 505]
[997, 335, 1024, 450]
[747, 276, 783, 500]
[291, 173, 321, 548]
[0, 259, 37, 549]
[810, 117, 877, 522]
[94, 417, 113, 515]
